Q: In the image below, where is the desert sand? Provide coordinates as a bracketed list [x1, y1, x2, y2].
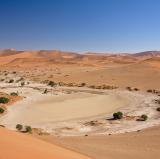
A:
[0, 50, 160, 159]
[37, 126, 160, 159]
[0, 127, 91, 159]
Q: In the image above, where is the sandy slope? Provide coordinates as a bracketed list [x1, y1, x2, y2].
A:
[37, 126, 160, 159]
[0, 127, 91, 159]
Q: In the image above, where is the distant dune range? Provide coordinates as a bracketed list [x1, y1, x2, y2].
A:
[0, 49, 160, 66]
[0, 49, 160, 90]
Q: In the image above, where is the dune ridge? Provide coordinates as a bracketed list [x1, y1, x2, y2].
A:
[0, 127, 92, 159]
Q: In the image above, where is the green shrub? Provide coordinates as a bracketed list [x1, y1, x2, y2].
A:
[0, 107, 5, 114]
[141, 114, 148, 121]
[25, 126, 32, 133]
[113, 111, 123, 120]
[0, 97, 10, 104]
[10, 92, 18, 96]
[16, 124, 23, 131]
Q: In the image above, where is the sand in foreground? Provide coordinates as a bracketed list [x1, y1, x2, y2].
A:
[0, 127, 91, 159]
[37, 126, 160, 159]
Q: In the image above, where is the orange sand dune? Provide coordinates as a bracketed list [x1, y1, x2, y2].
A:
[0, 127, 91, 159]
[0, 49, 137, 66]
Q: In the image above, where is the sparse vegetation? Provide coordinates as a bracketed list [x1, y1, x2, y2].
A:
[48, 81, 56, 87]
[10, 92, 18, 96]
[25, 126, 32, 133]
[20, 81, 25, 86]
[0, 97, 9, 104]
[8, 79, 14, 83]
[88, 84, 117, 90]
[147, 89, 160, 94]
[81, 83, 86, 87]
[156, 107, 160, 111]
[16, 124, 23, 131]
[134, 88, 139, 91]
[43, 89, 48, 94]
[0, 107, 5, 114]
[147, 89, 152, 93]
[113, 111, 123, 120]
[155, 99, 160, 104]
[126, 87, 139, 91]
[126, 87, 132, 91]
[141, 114, 148, 121]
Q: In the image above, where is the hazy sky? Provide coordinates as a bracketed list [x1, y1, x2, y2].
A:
[0, 0, 160, 53]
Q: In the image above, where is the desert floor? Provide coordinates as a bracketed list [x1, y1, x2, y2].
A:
[0, 58, 160, 159]
[36, 126, 160, 159]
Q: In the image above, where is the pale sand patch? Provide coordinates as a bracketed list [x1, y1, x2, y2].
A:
[0, 90, 129, 129]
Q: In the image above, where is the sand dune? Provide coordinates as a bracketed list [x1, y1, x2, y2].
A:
[38, 126, 160, 159]
[0, 127, 91, 159]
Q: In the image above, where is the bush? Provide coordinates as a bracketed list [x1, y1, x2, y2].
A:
[113, 111, 123, 120]
[134, 88, 139, 91]
[16, 124, 23, 131]
[0, 97, 10, 104]
[21, 82, 25, 86]
[156, 107, 160, 111]
[126, 87, 132, 91]
[25, 126, 32, 133]
[10, 92, 18, 96]
[48, 81, 56, 87]
[141, 114, 148, 121]
[43, 89, 48, 94]
[8, 79, 14, 83]
[0, 107, 5, 114]
[81, 83, 86, 87]
[147, 89, 152, 93]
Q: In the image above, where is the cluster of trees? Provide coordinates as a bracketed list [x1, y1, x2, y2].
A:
[16, 124, 32, 133]
[112, 111, 148, 121]
[0, 97, 9, 104]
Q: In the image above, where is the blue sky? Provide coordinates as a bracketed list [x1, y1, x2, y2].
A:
[0, 0, 160, 53]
